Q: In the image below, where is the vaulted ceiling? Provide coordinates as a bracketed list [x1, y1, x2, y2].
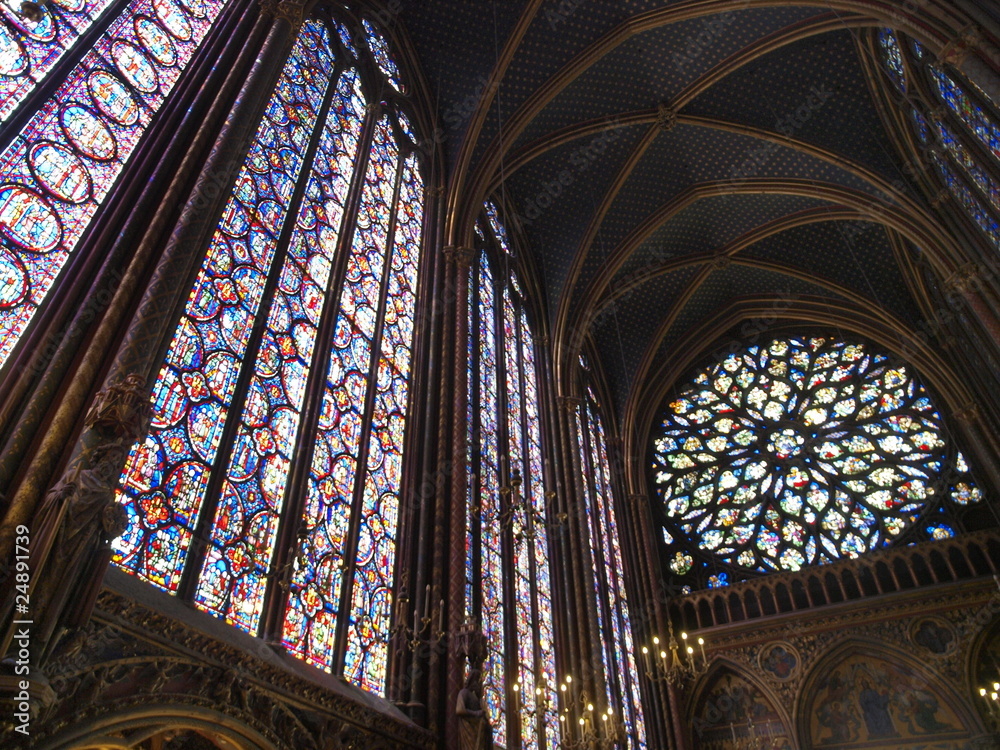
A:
[397, 0, 968, 437]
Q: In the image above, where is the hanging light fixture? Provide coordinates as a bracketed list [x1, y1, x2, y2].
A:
[640, 620, 708, 686]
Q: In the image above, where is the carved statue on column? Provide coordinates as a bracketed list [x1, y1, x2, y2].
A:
[457, 668, 493, 750]
[454, 621, 492, 750]
[21, 374, 150, 662]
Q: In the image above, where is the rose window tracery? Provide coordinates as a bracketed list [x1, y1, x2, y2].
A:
[651, 337, 981, 576]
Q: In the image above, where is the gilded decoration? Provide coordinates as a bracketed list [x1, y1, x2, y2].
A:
[1, 588, 433, 750]
[684, 578, 998, 749]
[806, 652, 967, 748]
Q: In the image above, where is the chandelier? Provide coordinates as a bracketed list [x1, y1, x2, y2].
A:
[547, 674, 628, 749]
[641, 620, 708, 686]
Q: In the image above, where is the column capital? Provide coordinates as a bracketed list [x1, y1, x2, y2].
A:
[444, 245, 476, 269]
[262, 0, 309, 29]
[557, 395, 582, 411]
[939, 25, 982, 68]
[628, 493, 648, 503]
[954, 401, 980, 425]
[944, 262, 980, 294]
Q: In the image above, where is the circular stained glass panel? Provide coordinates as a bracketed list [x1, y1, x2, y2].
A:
[650, 337, 978, 574]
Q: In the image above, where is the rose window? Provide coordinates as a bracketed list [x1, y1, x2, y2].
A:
[650, 337, 981, 575]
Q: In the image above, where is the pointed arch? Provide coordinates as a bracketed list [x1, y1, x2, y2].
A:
[798, 638, 983, 748]
[686, 659, 795, 749]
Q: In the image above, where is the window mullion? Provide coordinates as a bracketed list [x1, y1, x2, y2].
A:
[495, 280, 521, 750]
[174, 56, 345, 606]
[331, 138, 406, 675]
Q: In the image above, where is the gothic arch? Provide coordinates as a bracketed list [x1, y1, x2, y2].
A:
[685, 658, 796, 749]
[29, 704, 276, 750]
[797, 638, 982, 749]
[622, 299, 983, 497]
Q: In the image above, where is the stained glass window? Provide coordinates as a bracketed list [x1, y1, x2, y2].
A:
[577, 387, 647, 749]
[0, 0, 229, 369]
[467, 204, 560, 749]
[650, 337, 981, 585]
[115, 15, 426, 695]
[877, 28, 1000, 254]
[877, 29, 905, 92]
[929, 66, 1000, 161]
[0, 0, 118, 126]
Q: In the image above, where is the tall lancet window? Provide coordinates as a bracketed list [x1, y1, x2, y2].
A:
[114, 13, 426, 696]
[466, 202, 560, 750]
[575, 380, 647, 749]
[0, 0, 231, 368]
[876, 29, 1000, 250]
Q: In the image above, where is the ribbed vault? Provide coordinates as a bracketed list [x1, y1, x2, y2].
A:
[398, 0, 998, 527]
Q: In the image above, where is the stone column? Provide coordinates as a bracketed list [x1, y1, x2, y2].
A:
[0, 0, 313, 654]
[445, 244, 475, 748]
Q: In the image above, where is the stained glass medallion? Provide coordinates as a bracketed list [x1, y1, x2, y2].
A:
[115, 19, 337, 594]
[0, 0, 228, 369]
[651, 337, 981, 580]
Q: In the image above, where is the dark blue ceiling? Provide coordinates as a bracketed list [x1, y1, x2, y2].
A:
[397, 0, 931, 427]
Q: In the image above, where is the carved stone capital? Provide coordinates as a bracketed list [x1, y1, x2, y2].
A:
[268, 0, 307, 29]
[944, 262, 980, 294]
[258, 0, 279, 16]
[954, 401, 980, 425]
[444, 245, 476, 269]
[556, 395, 582, 412]
[940, 26, 983, 67]
[656, 102, 677, 132]
[628, 493, 648, 504]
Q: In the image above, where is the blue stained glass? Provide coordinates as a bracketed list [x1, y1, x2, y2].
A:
[878, 29, 906, 92]
[485, 200, 512, 255]
[930, 150, 1000, 249]
[0, 0, 118, 126]
[930, 66, 1000, 162]
[581, 393, 647, 748]
[934, 119, 1000, 214]
[288, 114, 399, 683]
[475, 256, 507, 745]
[193, 68, 366, 631]
[345, 152, 424, 693]
[115, 20, 335, 594]
[362, 18, 403, 93]
[652, 337, 981, 575]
